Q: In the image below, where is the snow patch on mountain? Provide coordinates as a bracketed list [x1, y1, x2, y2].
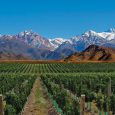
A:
[49, 38, 66, 49]
[83, 30, 115, 40]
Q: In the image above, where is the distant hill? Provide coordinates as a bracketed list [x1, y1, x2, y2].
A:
[0, 51, 28, 60]
[64, 45, 115, 62]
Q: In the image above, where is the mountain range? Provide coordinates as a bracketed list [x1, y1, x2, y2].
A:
[0, 28, 115, 60]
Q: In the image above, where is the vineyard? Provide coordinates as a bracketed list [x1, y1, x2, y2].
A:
[0, 63, 115, 115]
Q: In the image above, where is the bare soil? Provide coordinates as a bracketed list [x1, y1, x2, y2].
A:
[21, 78, 59, 115]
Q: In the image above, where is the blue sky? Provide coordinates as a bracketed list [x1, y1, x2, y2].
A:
[0, 0, 115, 38]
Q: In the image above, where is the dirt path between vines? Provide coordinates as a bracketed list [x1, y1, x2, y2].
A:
[21, 78, 59, 115]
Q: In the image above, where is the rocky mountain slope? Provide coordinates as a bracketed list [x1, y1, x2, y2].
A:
[64, 45, 115, 62]
[0, 36, 51, 60]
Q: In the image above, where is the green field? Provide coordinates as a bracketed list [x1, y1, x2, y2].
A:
[0, 63, 115, 115]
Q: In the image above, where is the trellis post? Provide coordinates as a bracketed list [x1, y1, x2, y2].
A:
[0, 94, 4, 115]
[80, 94, 85, 115]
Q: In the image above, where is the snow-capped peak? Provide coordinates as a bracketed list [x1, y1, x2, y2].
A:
[107, 28, 115, 33]
[18, 30, 37, 37]
[51, 38, 66, 42]
[81, 29, 115, 41]
[83, 30, 97, 37]
[71, 36, 81, 42]
[49, 38, 66, 49]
